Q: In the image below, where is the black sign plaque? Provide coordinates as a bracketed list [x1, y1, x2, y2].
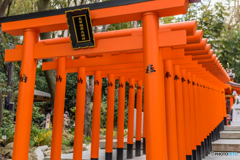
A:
[65, 8, 95, 49]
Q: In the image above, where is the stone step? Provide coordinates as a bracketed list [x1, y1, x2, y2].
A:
[220, 131, 240, 139]
[99, 138, 143, 149]
[203, 153, 240, 160]
[212, 139, 240, 152]
[224, 126, 240, 131]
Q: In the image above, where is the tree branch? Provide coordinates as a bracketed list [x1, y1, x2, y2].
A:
[0, 0, 12, 17]
[58, 0, 63, 8]
[6, 0, 12, 17]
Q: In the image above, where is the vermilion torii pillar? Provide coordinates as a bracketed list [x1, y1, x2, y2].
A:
[91, 71, 102, 160]
[171, 57, 194, 160]
[51, 57, 67, 160]
[12, 29, 39, 160]
[187, 72, 197, 159]
[117, 76, 126, 160]
[127, 78, 136, 159]
[173, 64, 186, 160]
[73, 67, 86, 160]
[136, 80, 143, 157]
[164, 59, 179, 160]
[179, 62, 199, 160]
[181, 68, 193, 160]
[142, 12, 165, 160]
[105, 74, 115, 160]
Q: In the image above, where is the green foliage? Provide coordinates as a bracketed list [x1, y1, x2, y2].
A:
[83, 135, 91, 145]
[29, 106, 49, 146]
[62, 131, 74, 146]
[35, 65, 50, 92]
[217, 29, 240, 67]
[229, 60, 240, 83]
[0, 43, 19, 101]
[107, 21, 142, 31]
[32, 106, 44, 125]
[65, 73, 78, 110]
[198, 2, 228, 51]
[100, 101, 107, 128]
[0, 109, 15, 138]
[30, 125, 52, 147]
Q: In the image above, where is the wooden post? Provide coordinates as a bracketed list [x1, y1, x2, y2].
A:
[143, 103, 146, 155]
[51, 57, 67, 160]
[192, 75, 202, 160]
[73, 67, 86, 160]
[173, 65, 186, 160]
[127, 78, 135, 159]
[181, 69, 192, 160]
[105, 74, 115, 160]
[136, 80, 143, 157]
[197, 77, 205, 159]
[142, 12, 166, 160]
[164, 60, 179, 160]
[91, 71, 102, 160]
[117, 77, 125, 160]
[187, 72, 197, 159]
[12, 29, 38, 160]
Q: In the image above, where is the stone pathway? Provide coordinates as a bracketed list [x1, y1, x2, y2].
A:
[45, 125, 240, 160]
[99, 138, 143, 149]
[44, 149, 145, 160]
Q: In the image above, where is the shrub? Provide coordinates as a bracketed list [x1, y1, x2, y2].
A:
[30, 125, 52, 147]
[0, 109, 15, 139]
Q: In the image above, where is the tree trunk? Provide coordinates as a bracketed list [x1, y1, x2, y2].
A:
[83, 24, 109, 137]
[42, 58, 56, 110]
[101, 24, 110, 32]
[84, 76, 94, 137]
[133, 21, 138, 28]
[0, 89, 3, 127]
[0, 0, 12, 17]
[0, 0, 12, 43]
[38, 1, 56, 111]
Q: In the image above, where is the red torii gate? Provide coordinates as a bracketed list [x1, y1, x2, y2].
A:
[0, 0, 231, 160]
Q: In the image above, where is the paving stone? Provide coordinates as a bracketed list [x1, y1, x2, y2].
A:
[99, 138, 143, 149]
[44, 149, 145, 160]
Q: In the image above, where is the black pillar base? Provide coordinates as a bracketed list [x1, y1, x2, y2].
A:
[213, 129, 216, 141]
[135, 140, 141, 157]
[201, 142, 205, 159]
[221, 119, 225, 131]
[197, 145, 202, 160]
[209, 133, 212, 151]
[105, 152, 112, 160]
[217, 125, 220, 140]
[186, 155, 193, 160]
[127, 144, 133, 159]
[207, 136, 210, 154]
[224, 117, 227, 126]
[143, 138, 146, 155]
[192, 150, 197, 160]
[214, 129, 217, 141]
[117, 148, 123, 160]
[205, 138, 209, 156]
[91, 159, 98, 160]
